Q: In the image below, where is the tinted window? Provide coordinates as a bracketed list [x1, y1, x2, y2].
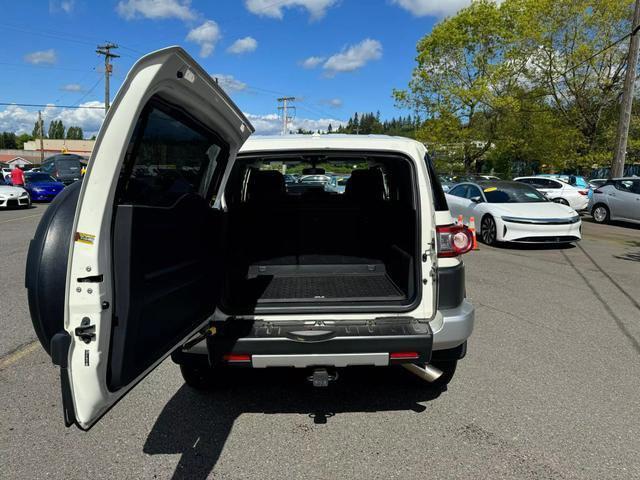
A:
[117, 102, 227, 207]
[424, 153, 448, 211]
[449, 185, 468, 198]
[466, 185, 482, 199]
[483, 183, 548, 203]
[26, 173, 57, 183]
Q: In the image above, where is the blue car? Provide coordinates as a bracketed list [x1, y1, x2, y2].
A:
[23, 172, 65, 202]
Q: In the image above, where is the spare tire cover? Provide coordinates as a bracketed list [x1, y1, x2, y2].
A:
[25, 181, 81, 356]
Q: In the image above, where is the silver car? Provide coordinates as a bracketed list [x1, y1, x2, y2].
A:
[589, 178, 640, 224]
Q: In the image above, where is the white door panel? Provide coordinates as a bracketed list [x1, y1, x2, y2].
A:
[64, 47, 253, 429]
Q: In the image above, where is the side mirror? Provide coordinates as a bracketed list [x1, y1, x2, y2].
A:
[470, 196, 483, 203]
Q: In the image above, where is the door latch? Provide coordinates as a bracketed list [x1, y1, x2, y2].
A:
[74, 317, 95, 344]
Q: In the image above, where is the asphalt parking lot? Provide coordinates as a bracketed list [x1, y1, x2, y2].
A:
[1, 205, 639, 479]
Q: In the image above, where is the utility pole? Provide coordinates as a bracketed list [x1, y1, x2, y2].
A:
[612, 0, 640, 178]
[96, 43, 120, 113]
[38, 110, 44, 163]
[277, 97, 296, 135]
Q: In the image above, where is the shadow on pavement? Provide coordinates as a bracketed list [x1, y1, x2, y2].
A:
[487, 241, 576, 252]
[144, 366, 443, 480]
[614, 241, 640, 263]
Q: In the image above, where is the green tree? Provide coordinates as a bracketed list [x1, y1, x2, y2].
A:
[16, 133, 33, 149]
[48, 120, 65, 139]
[66, 126, 84, 140]
[32, 120, 45, 139]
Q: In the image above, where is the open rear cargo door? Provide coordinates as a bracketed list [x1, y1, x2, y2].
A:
[47, 47, 252, 429]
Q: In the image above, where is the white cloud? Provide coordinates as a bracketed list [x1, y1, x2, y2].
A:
[300, 56, 325, 69]
[244, 0, 338, 20]
[49, 0, 76, 14]
[0, 102, 105, 137]
[24, 49, 57, 65]
[322, 39, 382, 76]
[0, 102, 343, 139]
[116, 0, 197, 20]
[211, 74, 247, 93]
[391, 0, 501, 17]
[186, 20, 221, 58]
[227, 36, 258, 55]
[320, 98, 343, 108]
[60, 83, 84, 92]
[243, 112, 344, 135]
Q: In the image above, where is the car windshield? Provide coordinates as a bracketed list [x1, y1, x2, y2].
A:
[56, 158, 82, 172]
[26, 173, 57, 183]
[482, 182, 548, 203]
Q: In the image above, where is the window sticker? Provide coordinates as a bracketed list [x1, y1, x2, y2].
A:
[75, 232, 96, 245]
[483, 187, 497, 192]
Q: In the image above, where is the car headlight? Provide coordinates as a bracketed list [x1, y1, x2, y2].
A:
[20, 192, 29, 197]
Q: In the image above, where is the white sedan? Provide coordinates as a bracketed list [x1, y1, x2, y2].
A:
[0, 184, 31, 209]
[446, 181, 581, 245]
[513, 176, 589, 211]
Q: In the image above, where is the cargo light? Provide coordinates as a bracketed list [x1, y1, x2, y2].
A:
[436, 224, 474, 258]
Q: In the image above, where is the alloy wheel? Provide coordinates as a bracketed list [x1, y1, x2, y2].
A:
[481, 216, 496, 245]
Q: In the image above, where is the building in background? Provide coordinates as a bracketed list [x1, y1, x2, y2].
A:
[0, 139, 94, 168]
[22, 139, 94, 157]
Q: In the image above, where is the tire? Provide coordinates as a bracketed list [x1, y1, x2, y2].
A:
[480, 215, 498, 246]
[430, 360, 458, 388]
[592, 204, 610, 224]
[180, 363, 220, 391]
[553, 198, 570, 206]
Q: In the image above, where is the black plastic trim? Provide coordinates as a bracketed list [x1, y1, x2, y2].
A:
[50, 332, 77, 427]
[172, 318, 433, 366]
[437, 263, 465, 310]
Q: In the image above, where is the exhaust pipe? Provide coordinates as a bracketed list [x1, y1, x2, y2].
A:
[402, 363, 443, 383]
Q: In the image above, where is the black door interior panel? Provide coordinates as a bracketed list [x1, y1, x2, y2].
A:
[109, 194, 220, 390]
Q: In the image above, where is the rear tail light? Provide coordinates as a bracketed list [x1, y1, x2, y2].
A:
[390, 352, 419, 360]
[436, 224, 474, 257]
[222, 354, 251, 363]
[578, 190, 588, 196]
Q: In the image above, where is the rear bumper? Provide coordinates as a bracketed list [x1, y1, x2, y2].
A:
[432, 300, 475, 351]
[174, 318, 433, 368]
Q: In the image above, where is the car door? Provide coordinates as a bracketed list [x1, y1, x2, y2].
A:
[446, 184, 469, 220]
[463, 185, 485, 220]
[43, 47, 252, 430]
[611, 180, 640, 220]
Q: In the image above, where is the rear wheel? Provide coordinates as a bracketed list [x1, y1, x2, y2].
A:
[480, 215, 497, 246]
[592, 204, 610, 224]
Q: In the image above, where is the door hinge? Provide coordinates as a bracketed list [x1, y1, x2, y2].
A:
[423, 238, 436, 262]
[74, 317, 95, 344]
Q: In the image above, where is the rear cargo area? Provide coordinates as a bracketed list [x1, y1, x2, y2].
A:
[221, 154, 419, 313]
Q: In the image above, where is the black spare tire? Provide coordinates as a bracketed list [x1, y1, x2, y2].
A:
[25, 181, 81, 356]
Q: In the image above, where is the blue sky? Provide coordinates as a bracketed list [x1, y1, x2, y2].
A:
[0, 0, 469, 136]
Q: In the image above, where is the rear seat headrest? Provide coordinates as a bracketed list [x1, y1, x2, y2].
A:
[247, 170, 285, 201]
[345, 169, 385, 201]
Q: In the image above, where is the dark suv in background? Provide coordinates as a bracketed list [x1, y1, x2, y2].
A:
[40, 154, 84, 185]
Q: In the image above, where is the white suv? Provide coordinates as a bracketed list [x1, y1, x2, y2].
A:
[26, 48, 475, 430]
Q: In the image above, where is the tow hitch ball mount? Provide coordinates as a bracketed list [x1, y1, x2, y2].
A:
[307, 368, 339, 387]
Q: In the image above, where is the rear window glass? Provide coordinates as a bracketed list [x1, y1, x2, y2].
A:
[117, 101, 228, 207]
[57, 159, 81, 171]
[424, 153, 448, 211]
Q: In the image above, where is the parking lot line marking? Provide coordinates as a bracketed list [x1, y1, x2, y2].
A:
[0, 213, 42, 224]
[0, 341, 40, 371]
